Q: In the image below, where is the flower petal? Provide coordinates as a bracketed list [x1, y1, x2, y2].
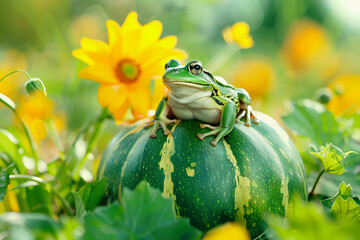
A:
[141, 48, 187, 69]
[105, 86, 130, 122]
[128, 88, 151, 117]
[106, 20, 121, 47]
[72, 38, 110, 65]
[79, 64, 118, 84]
[232, 22, 253, 49]
[150, 76, 167, 109]
[121, 11, 141, 34]
[137, 20, 162, 52]
[97, 84, 119, 107]
[80, 38, 109, 51]
[222, 26, 233, 43]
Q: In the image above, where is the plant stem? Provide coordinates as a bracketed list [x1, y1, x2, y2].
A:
[205, 43, 239, 72]
[14, 112, 39, 173]
[47, 119, 64, 158]
[308, 169, 325, 200]
[73, 108, 110, 179]
[10, 175, 73, 215]
[0, 70, 31, 82]
[54, 108, 111, 183]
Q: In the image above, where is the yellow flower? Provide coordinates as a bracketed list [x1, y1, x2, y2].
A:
[231, 59, 275, 98]
[72, 11, 187, 122]
[327, 75, 360, 116]
[203, 223, 250, 240]
[222, 22, 254, 49]
[17, 92, 64, 143]
[282, 19, 332, 73]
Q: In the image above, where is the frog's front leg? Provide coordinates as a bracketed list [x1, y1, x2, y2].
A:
[148, 96, 180, 138]
[197, 98, 236, 146]
[236, 105, 260, 127]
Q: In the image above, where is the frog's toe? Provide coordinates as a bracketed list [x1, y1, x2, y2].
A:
[245, 122, 251, 127]
[253, 119, 260, 124]
[199, 123, 218, 130]
[209, 140, 218, 147]
[164, 130, 171, 136]
[144, 120, 154, 128]
[197, 133, 205, 140]
[150, 133, 157, 138]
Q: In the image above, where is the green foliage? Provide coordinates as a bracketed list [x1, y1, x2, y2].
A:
[321, 182, 360, 223]
[73, 177, 107, 220]
[0, 181, 202, 239]
[0, 162, 15, 201]
[330, 196, 360, 222]
[267, 200, 360, 240]
[310, 143, 355, 175]
[0, 92, 16, 111]
[321, 182, 353, 214]
[83, 181, 202, 240]
[282, 99, 344, 148]
[0, 212, 60, 239]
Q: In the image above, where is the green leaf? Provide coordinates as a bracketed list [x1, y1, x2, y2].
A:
[0, 128, 19, 145]
[79, 177, 107, 211]
[0, 92, 16, 111]
[0, 162, 15, 201]
[72, 177, 107, 220]
[0, 212, 60, 239]
[282, 99, 344, 147]
[321, 182, 353, 214]
[310, 143, 354, 175]
[330, 197, 360, 222]
[83, 181, 202, 240]
[73, 192, 87, 220]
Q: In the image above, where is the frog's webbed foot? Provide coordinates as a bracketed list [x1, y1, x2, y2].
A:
[197, 124, 231, 147]
[149, 118, 180, 138]
[236, 105, 260, 127]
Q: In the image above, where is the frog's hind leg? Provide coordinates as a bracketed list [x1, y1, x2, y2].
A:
[197, 126, 233, 147]
[197, 101, 236, 146]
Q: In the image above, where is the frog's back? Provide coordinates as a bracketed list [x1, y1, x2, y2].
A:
[214, 76, 239, 109]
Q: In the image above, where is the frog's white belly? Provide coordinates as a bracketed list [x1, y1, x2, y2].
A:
[168, 89, 222, 124]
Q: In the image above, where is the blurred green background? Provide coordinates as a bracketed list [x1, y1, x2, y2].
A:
[1, 0, 360, 164]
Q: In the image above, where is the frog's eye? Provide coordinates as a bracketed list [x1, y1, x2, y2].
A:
[165, 62, 170, 70]
[188, 61, 203, 75]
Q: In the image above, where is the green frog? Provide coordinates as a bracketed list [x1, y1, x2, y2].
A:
[148, 59, 259, 146]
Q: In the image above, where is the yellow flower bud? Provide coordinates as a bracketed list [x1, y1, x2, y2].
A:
[203, 223, 250, 240]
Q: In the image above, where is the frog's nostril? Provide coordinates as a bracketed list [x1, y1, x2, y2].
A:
[174, 69, 179, 73]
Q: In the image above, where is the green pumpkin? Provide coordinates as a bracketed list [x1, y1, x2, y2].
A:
[97, 112, 307, 238]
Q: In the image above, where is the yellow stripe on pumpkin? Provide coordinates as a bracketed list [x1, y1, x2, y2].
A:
[223, 140, 251, 224]
[158, 122, 179, 199]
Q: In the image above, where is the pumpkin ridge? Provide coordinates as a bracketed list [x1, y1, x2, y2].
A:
[119, 132, 151, 197]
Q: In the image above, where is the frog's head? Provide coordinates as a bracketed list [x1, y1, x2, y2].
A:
[163, 59, 217, 91]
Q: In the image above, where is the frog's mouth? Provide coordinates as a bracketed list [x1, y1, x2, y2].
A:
[163, 81, 212, 90]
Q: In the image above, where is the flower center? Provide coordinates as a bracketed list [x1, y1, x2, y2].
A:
[114, 59, 141, 83]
